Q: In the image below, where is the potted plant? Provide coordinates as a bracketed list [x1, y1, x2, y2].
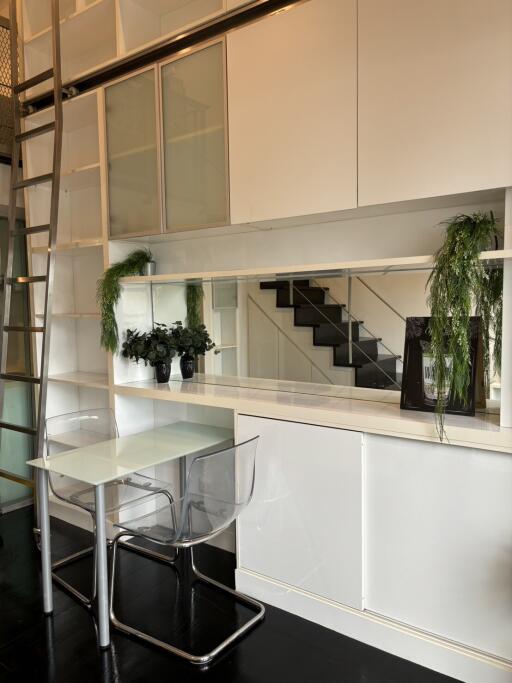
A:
[97, 248, 154, 353]
[427, 212, 503, 437]
[172, 321, 215, 380]
[122, 323, 177, 383]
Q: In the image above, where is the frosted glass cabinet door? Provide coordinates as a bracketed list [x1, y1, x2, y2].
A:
[162, 41, 228, 232]
[106, 69, 160, 237]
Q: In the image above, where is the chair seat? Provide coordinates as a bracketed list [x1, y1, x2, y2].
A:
[114, 493, 239, 546]
[50, 472, 172, 514]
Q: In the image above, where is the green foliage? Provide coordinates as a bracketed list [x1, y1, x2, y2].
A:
[121, 323, 177, 366]
[97, 249, 153, 353]
[427, 213, 502, 438]
[186, 284, 203, 328]
[172, 321, 215, 358]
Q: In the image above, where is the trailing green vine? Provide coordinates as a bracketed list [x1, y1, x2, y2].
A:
[427, 213, 502, 438]
[97, 248, 153, 353]
[186, 283, 203, 328]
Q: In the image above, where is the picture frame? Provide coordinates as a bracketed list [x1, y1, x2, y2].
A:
[400, 316, 482, 416]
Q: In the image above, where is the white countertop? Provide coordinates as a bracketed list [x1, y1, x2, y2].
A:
[114, 376, 512, 454]
[28, 422, 234, 486]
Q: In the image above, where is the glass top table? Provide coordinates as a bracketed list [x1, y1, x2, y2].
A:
[28, 421, 233, 649]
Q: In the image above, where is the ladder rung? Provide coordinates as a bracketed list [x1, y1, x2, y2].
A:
[16, 122, 55, 143]
[0, 373, 40, 384]
[11, 224, 50, 236]
[4, 325, 44, 332]
[14, 68, 54, 94]
[0, 420, 36, 436]
[7, 276, 46, 284]
[13, 173, 53, 190]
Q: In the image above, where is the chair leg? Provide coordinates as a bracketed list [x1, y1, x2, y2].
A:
[109, 533, 265, 665]
[51, 513, 97, 607]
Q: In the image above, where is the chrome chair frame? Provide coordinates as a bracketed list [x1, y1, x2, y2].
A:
[109, 531, 265, 665]
[45, 409, 179, 607]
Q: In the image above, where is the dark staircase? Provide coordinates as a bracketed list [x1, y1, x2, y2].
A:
[260, 280, 401, 390]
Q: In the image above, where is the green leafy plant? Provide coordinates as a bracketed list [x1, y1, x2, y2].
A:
[171, 321, 215, 358]
[97, 249, 153, 353]
[186, 284, 203, 328]
[427, 212, 502, 438]
[121, 323, 177, 366]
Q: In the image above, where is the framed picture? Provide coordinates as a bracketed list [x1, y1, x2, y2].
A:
[400, 316, 482, 416]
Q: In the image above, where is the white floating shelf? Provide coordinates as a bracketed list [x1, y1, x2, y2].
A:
[114, 375, 512, 454]
[61, 163, 101, 191]
[48, 372, 109, 390]
[31, 239, 103, 254]
[120, 249, 512, 285]
[35, 312, 101, 319]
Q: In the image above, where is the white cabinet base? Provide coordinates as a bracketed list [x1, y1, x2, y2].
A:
[236, 568, 512, 683]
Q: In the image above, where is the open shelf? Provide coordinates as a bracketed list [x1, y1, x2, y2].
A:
[119, 249, 512, 285]
[118, 0, 224, 56]
[35, 312, 100, 319]
[23, 0, 117, 98]
[113, 375, 511, 453]
[48, 371, 109, 390]
[31, 239, 103, 254]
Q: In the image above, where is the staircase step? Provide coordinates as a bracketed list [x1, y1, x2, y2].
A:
[276, 286, 326, 308]
[355, 355, 400, 390]
[333, 338, 380, 366]
[294, 304, 346, 327]
[260, 279, 310, 291]
[313, 321, 361, 345]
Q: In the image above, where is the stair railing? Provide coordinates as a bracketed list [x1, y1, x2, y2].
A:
[311, 277, 405, 363]
[302, 282, 402, 390]
[248, 294, 334, 386]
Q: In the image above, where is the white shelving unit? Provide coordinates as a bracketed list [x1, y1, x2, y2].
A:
[117, 0, 225, 56]
[19, 0, 229, 100]
[23, 90, 110, 436]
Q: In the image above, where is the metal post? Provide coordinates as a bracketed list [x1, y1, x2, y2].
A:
[94, 484, 110, 648]
[347, 275, 353, 365]
[37, 468, 53, 615]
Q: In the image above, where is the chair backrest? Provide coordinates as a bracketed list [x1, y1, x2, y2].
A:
[45, 408, 118, 460]
[176, 435, 259, 545]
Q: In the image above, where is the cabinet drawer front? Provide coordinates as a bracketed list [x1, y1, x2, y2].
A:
[237, 415, 363, 609]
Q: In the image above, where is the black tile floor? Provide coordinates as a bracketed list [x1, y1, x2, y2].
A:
[0, 506, 459, 683]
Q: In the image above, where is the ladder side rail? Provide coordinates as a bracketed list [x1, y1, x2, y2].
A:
[35, 0, 63, 460]
[0, 1, 23, 425]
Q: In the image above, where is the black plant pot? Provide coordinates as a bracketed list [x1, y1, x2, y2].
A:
[154, 360, 171, 383]
[180, 354, 195, 380]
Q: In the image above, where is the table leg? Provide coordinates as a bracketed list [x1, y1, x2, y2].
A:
[94, 483, 110, 649]
[37, 468, 53, 615]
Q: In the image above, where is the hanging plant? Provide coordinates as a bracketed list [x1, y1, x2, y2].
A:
[427, 212, 502, 438]
[186, 283, 204, 328]
[97, 248, 153, 353]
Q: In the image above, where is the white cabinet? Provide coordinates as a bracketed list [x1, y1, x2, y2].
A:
[358, 0, 512, 206]
[227, 0, 357, 224]
[237, 415, 363, 609]
[365, 434, 512, 660]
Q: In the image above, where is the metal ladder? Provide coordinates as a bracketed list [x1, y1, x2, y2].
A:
[0, 0, 63, 487]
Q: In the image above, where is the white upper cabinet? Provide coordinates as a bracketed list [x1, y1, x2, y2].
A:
[358, 0, 512, 206]
[227, 0, 357, 224]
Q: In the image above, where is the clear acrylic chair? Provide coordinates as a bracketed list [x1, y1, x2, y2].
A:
[46, 408, 176, 606]
[109, 436, 265, 665]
